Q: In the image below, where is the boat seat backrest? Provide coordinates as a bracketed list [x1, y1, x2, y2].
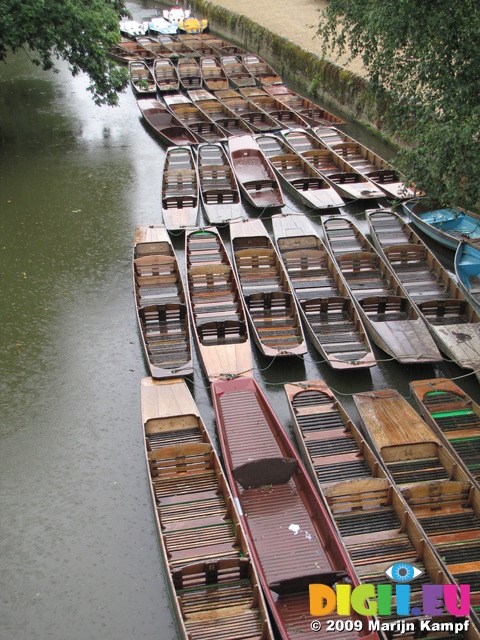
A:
[418, 298, 468, 319]
[172, 557, 251, 591]
[337, 252, 377, 273]
[235, 248, 276, 271]
[324, 478, 391, 514]
[135, 254, 176, 277]
[148, 442, 213, 479]
[198, 320, 246, 344]
[383, 244, 427, 265]
[359, 295, 408, 317]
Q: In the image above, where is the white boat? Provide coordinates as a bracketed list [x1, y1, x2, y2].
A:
[163, 6, 191, 27]
[119, 19, 147, 37]
[145, 16, 178, 36]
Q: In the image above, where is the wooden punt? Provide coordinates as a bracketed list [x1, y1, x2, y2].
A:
[197, 142, 243, 224]
[188, 88, 255, 137]
[322, 216, 442, 364]
[456, 241, 480, 314]
[215, 89, 281, 133]
[255, 133, 345, 210]
[240, 87, 312, 130]
[211, 376, 376, 640]
[282, 129, 385, 201]
[108, 39, 156, 65]
[220, 55, 256, 89]
[135, 36, 179, 60]
[207, 39, 246, 57]
[164, 93, 226, 143]
[133, 225, 192, 379]
[140, 377, 274, 640]
[228, 135, 285, 210]
[402, 198, 480, 250]
[241, 54, 281, 86]
[176, 57, 202, 91]
[177, 36, 217, 57]
[314, 127, 416, 200]
[265, 84, 345, 127]
[230, 217, 307, 357]
[161, 146, 199, 230]
[137, 98, 200, 146]
[272, 214, 375, 369]
[152, 57, 180, 93]
[410, 377, 480, 486]
[367, 209, 480, 378]
[158, 37, 199, 59]
[185, 228, 253, 380]
[128, 60, 157, 96]
[199, 56, 229, 91]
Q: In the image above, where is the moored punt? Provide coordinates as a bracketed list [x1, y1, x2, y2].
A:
[220, 55, 256, 89]
[164, 93, 226, 143]
[152, 57, 180, 93]
[177, 36, 217, 56]
[228, 135, 285, 210]
[282, 129, 385, 201]
[322, 216, 442, 364]
[199, 56, 229, 91]
[410, 378, 480, 486]
[241, 54, 282, 86]
[133, 225, 192, 379]
[158, 37, 199, 58]
[211, 376, 376, 640]
[230, 217, 307, 357]
[185, 228, 253, 380]
[188, 88, 255, 137]
[140, 377, 274, 640]
[215, 89, 281, 133]
[265, 84, 345, 127]
[367, 210, 480, 378]
[272, 214, 375, 370]
[108, 39, 156, 65]
[197, 142, 243, 224]
[161, 146, 199, 231]
[135, 36, 179, 59]
[256, 133, 345, 210]
[207, 39, 246, 57]
[137, 98, 200, 146]
[128, 60, 157, 96]
[240, 86, 312, 130]
[402, 198, 480, 250]
[176, 57, 202, 91]
[455, 241, 480, 314]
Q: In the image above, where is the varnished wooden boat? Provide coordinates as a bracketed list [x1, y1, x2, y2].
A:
[368, 209, 480, 378]
[228, 135, 285, 210]
[314, 127, 416, 199]
[207, 39, 246, 57]
[164, 93, 226, 143]
[135, 36, 179, 60]
[176, 57, 202, 91]
[140, 377, 274, 640]
[272, 214, 375, 369]
[137, 98, 200, 146]
[109, 39, 156, 65]
[158, 37, 199, 58]
[185, 228, 253, 380]
[199, 56, 229, 91]
[410, 377, 480, 486]
[197, 142, 243, 224]
[177, 36, 217, 57]
[402, 198, 480, 249]
[282, 129, 385, 201]
[129, 60, 157, 96]
[456, 241, 480, 313]
[220, 55, 256, 89]
[188, 88, 254, 137]
[211, 376, 375, 640]
[230, 217, 306, 357]
[241, 54, 281, 86]
[240, 86, 312, 129]
[152, 57, 180, 93]
[133, 225, 192, 379]
[215, 89, 281, 133]
[255, 133, 345, 210]
[161, 146, 199, 230]
[322, 216, 442, 363]
[265, 84, 344, 127]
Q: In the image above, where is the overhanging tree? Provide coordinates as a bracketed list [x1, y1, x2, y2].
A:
[318, 0, 480, 208]
[0, 0, 129, 105]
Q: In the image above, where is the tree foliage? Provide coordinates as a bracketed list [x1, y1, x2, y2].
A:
[318, 0, 480, 208]
[0, 0, 129, 105]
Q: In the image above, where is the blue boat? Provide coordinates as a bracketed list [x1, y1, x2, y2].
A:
[455, 240, 480, 314]
[402, 198, 480, 249]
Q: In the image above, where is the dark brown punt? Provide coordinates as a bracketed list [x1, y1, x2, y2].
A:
[136, 36, 179, 60]
[211, 376, 376, 640]
[137, 98, 200, 146]
[281, 129, 385, 201]
[129, 60, 157, 96]
[108, 39, 157, 64]
[367, 209, 480, 376]
[240, 86, 312, 129]
[185, 228, 253, 381]
[197, 142, 243, 224]
[199, 56, 229, 91]
[265, 84, 345, 127]
[133, 225, 193, 379]
[153, 57, 180, 93]
[228, 134, 285, 210]
[241, 54, 282, 86]
[188, 88, 255, 137]
[410, 378, 480, 487]
[322, 217, 442, 364]
[141, 377, 274, 640]
[164, 93, 226, 143]
[272, 214, 375, 369]
[161, 146, 199, 231]
[354, 389, 480, 621]
[215, 89, 281, 134]
[229, 217, 306, 357]
[207, 38, 246, 57]
[255, 134, 345, 210]
[220, 55, 256, 89]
